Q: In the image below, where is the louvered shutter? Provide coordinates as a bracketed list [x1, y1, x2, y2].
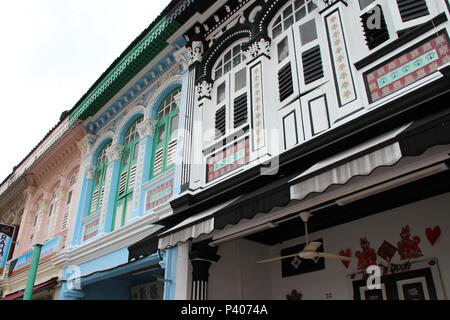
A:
[302, 45, 324, 84]
[166, 139, 177, 167]
[153, 146, 164, 175]
[62, 205, 70, 231]
[215, 107, 226, 139]
[233, 93, 248, 128]
[278, 63, 294, 102]
[396, 0, 429, 22]
[361, 5, 390, 50]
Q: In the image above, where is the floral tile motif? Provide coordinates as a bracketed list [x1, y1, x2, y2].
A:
[251, 63, 265, 151]
[365, 33, 450, 103]
[326, 10, 356, 106]
[145, 179, 174, 211]
[207, 138, 250, 183]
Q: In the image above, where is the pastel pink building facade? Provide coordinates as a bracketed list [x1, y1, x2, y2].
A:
[0, 115, 85, 299]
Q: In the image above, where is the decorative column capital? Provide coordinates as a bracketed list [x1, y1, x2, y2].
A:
[196, 80, 213, 101]
[244, 37, 271, 60]
[186, 40, 204, 65]
[136, 118, 158, 139]
[106, 144, 124, 163]
[85, 164, 97, 181]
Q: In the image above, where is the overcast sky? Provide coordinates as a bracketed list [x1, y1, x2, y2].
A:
[0, 0, 171, 183]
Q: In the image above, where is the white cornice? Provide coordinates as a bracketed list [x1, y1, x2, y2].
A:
[54, 213, 164, 268]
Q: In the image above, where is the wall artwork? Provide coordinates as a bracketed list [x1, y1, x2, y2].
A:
[355, 238, 377, 271]
[397, 226, 423, 261]
[425, 226, 441, 246]
[377, 241, 397, 263]
[286, 289, 303, 300]
[339, 249, 351, 269]
[281, 239, 325, 278]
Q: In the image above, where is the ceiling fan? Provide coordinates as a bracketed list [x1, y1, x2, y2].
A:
[257, 212, 352, 264]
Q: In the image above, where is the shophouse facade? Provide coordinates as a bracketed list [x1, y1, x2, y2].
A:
[1, 0, 450, 300]
[0, 113, 85, 300]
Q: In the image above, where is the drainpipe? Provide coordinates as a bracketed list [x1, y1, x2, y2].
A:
[23, 244, 42, 300]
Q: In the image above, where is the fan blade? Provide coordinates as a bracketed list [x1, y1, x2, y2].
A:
[257, 253, 300, 264]
[317, 252, 352, 261]
[304, 241, 322, 252]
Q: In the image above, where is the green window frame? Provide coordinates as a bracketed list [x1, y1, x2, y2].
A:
[89, 142, 111, 215]
[112, 116, 143, 231]
[150, 89, 181, 178]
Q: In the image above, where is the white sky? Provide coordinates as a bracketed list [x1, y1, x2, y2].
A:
[0, 0, 172, 183]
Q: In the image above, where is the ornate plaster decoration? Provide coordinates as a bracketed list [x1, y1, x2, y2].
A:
[196, 80, 213, 100]
[85, 164, 97, 181]
[187, 40, 204, 64]
[106, 144, 124, 163]
[173, 46, 191, 73]
[245, 38, 271, 59]
[136, 118, 158, 139]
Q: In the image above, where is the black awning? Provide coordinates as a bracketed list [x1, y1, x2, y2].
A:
[128, 226, 171, 262]
[213, 174, 292, 230]
[398, 106, 450, 157]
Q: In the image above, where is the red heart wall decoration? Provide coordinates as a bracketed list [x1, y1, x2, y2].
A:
[339, 249, 351, 269]
[426, 226, 441, 246]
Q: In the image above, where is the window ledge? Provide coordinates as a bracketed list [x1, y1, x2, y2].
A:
[82, 210, 102, 224]
[143, 168, 175, 189]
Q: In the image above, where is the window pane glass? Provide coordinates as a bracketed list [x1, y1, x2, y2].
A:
[133, 143, 139, 161]
[123, 149, 130, 167]
[278, 37, 289, 63]
[283, 16, 294, 30]
[171, 114, 179, 136]
[294, 0, 305, 10]
[224, 61, 231, 74]
[233, 55, 241, 67]
[95, 170, 101, 186]
[215, 68, 223, 80]
[224, 50, 232, 62]
[217, 82, 226, 104]
[235, 68, 247, 92]
[299, 20, 317, 45]
[295, 7, 306, 21]
[307, 0, 317, 12]
[274, 15, 282, 25]
[283, 5, 293, 18]
[157, 124, 166, 144]
[232, 45, 241, 56]
[273, 24, 283, 38]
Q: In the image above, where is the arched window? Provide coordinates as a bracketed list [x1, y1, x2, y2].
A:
[269, 0, 323, 109]
[89, 141, 111, 215]
[43, 189, 58, 242]
[211, 41, 249, 142]
[29, 198, 43, 246]
[62, 169, 79, 231]
[113, 116, 143, 231]
[151, 89, 181, 178]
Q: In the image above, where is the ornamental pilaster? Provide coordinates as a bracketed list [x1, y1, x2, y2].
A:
[136, 118, 158, 140]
